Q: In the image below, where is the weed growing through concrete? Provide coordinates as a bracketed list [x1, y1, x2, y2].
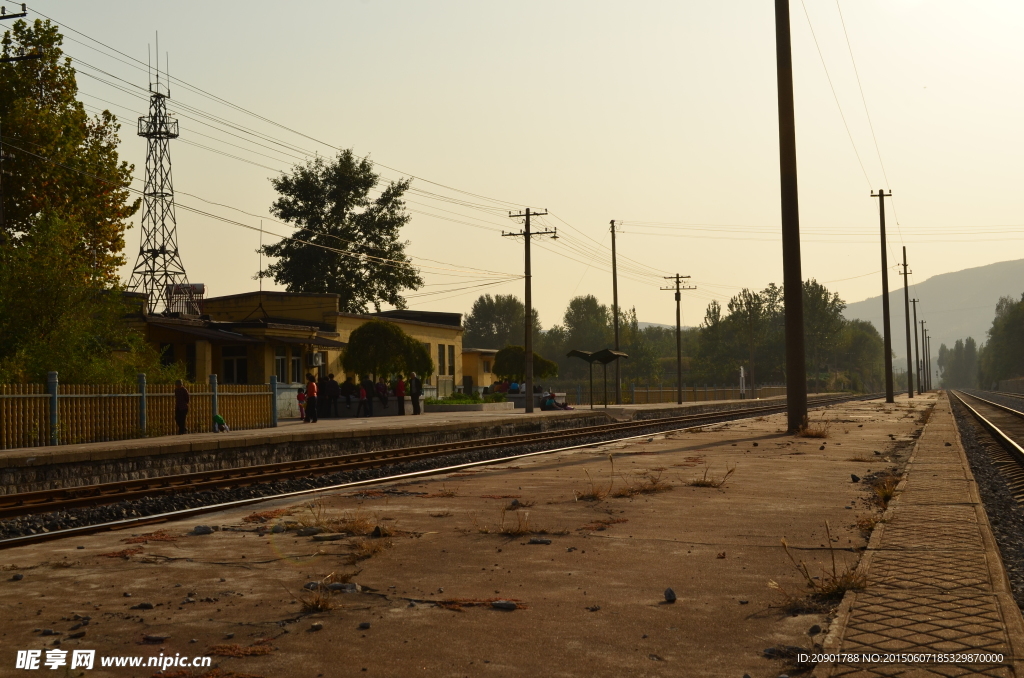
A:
[300, 574, 337, 613]
[871, 473, 901, 508]
[687, 464, 735, 488]
[854, 513, 883, 538]
[424, 484, 459, 498]
[772, 521, 866, 610]
[243, 508, 289, 523]
[797, 413, 831, 439]
[612, 471, 672, 497]
[574, 456, 615, 501]
[346, 538, 393, 565]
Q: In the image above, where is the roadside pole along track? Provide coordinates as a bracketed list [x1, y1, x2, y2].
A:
[0, 393, 879, 550]
[949, 390, 1024, 501]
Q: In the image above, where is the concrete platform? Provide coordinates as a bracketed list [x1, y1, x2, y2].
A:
[0, 394, 952, 677]
[817, 393, 1024, 677]
[0, 396, 798, 494]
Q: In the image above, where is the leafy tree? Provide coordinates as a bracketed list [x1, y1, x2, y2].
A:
[493, 346, 558, 382]
[546, 295, 611, 379]
[463, 294, 541, 349]
[978, 295, 1024, 388]
[938, 338, 977, 388]
[0, 19, 137, 281]
[0, 213, 177, 383]
[727, 288, 770, 390]
[342, 319, 434, 378]
[803, 279, 846, 387]
[258, 151, 423, 312]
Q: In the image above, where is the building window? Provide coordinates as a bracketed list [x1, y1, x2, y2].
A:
[438, 344, 446, 377]
[275, 347, 287, 382]
[483, 360, 491, 374]
[222, 346, 248, 384]
[159, 343, 175, 367]
[448, 345, 455, 376]
[290, 351, 302, 384]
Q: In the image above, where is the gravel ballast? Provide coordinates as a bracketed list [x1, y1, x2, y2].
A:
[950, 396, 1024, 610]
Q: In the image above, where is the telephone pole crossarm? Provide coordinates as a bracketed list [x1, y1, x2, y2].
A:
[661, 274, 696, 405]
[503, 208, 554, 413]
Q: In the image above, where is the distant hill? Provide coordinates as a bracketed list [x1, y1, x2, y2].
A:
[843, 259, 1024, 364]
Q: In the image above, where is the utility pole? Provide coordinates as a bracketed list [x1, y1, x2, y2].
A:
[661, 274, 696, 405]
[610, 220, 621, 404]
[899, 247, 913, 398]
[504, 208, 554, 413]
[926, 332, 933, 390]
[871, 189, 895, 403]
[922, 330, 929, 391]
[774, 0, 808, 432]
[911, 299, 921, 394]
[0, 4, 40, 236]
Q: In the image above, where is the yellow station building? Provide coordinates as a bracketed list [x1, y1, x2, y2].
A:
[133, 291, 467, 412]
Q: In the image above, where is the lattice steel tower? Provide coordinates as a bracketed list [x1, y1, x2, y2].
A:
[127, 55, 195, 314]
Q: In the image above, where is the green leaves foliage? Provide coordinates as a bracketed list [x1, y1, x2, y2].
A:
[463, 294, 541, 350]
[493, 346, 558, 382]
[258, 150, 423, 313]
[0, 214, 179, 383]
[0, 19, 138, 282]
[341, 320, 434, 379]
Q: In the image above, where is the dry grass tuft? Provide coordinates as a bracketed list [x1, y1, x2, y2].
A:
[612, 471, 673, 498]
[206, 643, 275, 657]
[687, 464, 735, 488]
[424, 484, 459, 498]
[158, 669, 266, 678]
[346, 538, 392, 565]
[846, 456, 874, 463]
[578, 517, 628, 532]
[122, 530, 177, 544]
[574, 456, 615, 501]
[854, 513, 883, 538]
[100, 547, 143, 559]
[871, 473, 900, 508]
[797, 413, 831, 439]
[771, 521, 865, 611]
[429, 510, 453, 518]
[243, 509, 289, 524]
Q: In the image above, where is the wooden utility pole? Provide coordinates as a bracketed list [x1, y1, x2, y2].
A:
[661, 274, 695, 404]
[504, 208, 554, 413]
[900, 247, 913, 398]
[919, 320, 927, 391]
[610, 220, 621, 404]
[911, 299, 921, 394]
[872, 189, 894, 403]
[774, 0, 808, 432]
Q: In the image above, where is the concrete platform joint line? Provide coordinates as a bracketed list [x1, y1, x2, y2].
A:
[817, 393, 1024, 677]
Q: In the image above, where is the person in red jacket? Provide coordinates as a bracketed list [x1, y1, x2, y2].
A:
[304, 373, 319, 423]
[395, 375, 406, 416]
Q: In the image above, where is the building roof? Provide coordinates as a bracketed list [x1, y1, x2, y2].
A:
[372, 309, 462, 327]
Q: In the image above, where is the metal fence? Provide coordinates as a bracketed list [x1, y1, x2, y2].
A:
[0, 373, 276, 451]
[558, 382, 787, 407]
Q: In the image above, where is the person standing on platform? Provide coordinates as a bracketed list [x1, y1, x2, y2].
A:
[375, 376, 389, 410]
[409, 372, 423, 415]
[341, 376, 355, 411]
[395, 375, 406, 416]
[296, 387, 306, 420]
[326, 373, 340, 418]
[360, 375, 375, 417]
[356, 381, 371, 417]
[174, 379, 190, 434]
[304, 373, 319, 423]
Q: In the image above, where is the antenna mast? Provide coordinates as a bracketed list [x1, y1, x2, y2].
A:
[128, 39, 198, 314]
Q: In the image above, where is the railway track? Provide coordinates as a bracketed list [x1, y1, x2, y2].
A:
[949, 390, 1024, 501]
[0, 392, 878, 549]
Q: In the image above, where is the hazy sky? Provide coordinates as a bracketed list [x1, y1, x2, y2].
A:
[31, 0, 1024, 330]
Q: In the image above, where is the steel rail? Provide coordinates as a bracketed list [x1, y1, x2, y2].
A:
[0, 393, 878, 550]
[0, 393, 861, 519]
[949, 390, 1024, 465]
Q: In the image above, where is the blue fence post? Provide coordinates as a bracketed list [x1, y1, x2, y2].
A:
[269, 375, 278, 427]
[47, 371, 59, 446]
[137, 373, 147, 436]
[209, 373, 219, 433]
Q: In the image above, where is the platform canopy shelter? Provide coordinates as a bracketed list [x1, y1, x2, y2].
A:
[567, 349, 628, 409]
